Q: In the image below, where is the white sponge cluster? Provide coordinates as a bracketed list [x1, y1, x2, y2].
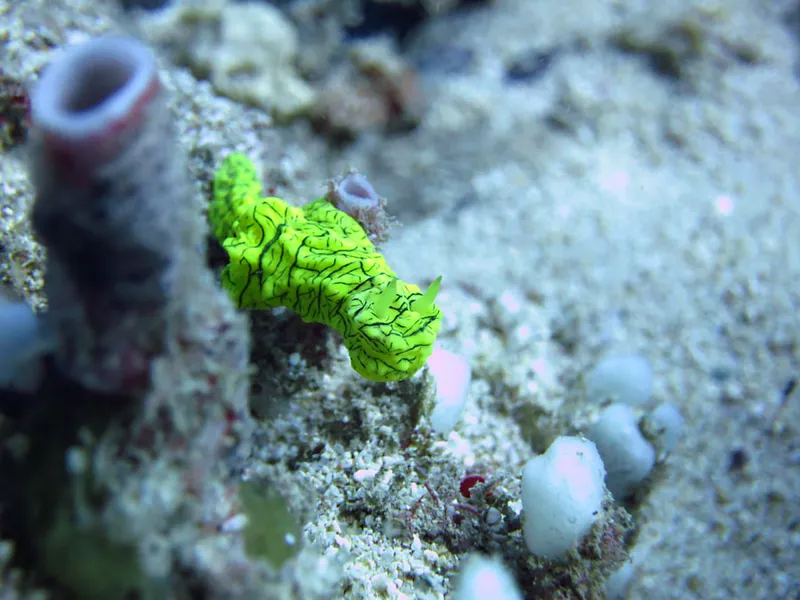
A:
[583, 354, 685, 500]
[521, 436, 606, 559]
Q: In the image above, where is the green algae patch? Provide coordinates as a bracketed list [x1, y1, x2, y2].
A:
[240, 481, 303, 568]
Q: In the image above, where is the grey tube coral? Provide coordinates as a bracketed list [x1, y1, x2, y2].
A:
[29, 35, 199, 392]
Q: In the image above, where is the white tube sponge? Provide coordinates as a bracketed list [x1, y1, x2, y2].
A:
[521, 436, 606, 559]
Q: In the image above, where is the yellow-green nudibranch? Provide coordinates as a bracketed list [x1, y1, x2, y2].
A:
[208, 153, 443, 382]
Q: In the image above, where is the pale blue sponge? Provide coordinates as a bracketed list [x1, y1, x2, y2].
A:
[0, 297, 52, 390]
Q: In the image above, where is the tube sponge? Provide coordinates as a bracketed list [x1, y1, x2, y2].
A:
[30, 36, 159, 168]
[30, 35, 186, 299]
[29, 35, 198, 391]
[521, 436, 606, 559]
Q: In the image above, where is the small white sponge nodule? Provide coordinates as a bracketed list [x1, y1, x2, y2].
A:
[427, 346, 471, 434]
[453, 554, 523, 600]
[644, 402, 685, 456]
[588, 404, 656, 500]
[0, 298, 51, 391]
[521, 436, 606, 559]
[585, 354, 653, 406]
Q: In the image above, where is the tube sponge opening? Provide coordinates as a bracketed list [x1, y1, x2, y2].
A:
[325, 170, 391, 244]
[336, 171, 380, 212]
[31, 35, 158, 160]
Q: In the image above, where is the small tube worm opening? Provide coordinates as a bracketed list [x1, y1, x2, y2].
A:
[337, 172, 379, 210]
[325, 169, 392, 244]
[31, 36, 158, 144]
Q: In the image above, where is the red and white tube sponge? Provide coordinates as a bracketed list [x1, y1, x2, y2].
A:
[30, 35, 161, 176]
[28, 35, 198, 392]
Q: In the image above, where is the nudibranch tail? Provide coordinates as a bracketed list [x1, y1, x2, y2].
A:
[208, 153, 264, 242]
